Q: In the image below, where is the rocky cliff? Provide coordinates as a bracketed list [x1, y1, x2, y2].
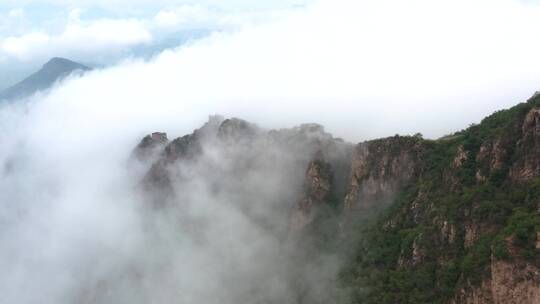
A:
[340, 96, 540, 304]
[134, 95, 540, 303]
[343, 136, 425, 210]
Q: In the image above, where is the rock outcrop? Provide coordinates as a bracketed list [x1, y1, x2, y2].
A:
[511, 107, 540, 182]
[291, 151, 334, 230]
[343, 136, 424, 210]
[475, 139, 507, 182]
[454, 254, 540, 304]
[139, 116, 350, 209]
[132, 132, 169, 161]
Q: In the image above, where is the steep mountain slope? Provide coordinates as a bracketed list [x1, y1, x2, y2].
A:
[339, 95, 540, 304]
[0, 57, 91, 101]
[134, 95, 540, 304]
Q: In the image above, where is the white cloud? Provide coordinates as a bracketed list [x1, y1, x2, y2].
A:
[0, 17, 152, 62]
[1, 0, 312, 11]
[0, 4, 292, 64]
[1, 32, 49, 59]
[9, 0, 539, 140]
[154, 5, 214, 28]
[7, 8, 24, 18]
[152, 4, 289, 30]
[3, 0, 540, 303]
[67, 8, 83, 22]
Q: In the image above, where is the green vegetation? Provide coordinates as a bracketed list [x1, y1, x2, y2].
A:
[331, 95, 540, 303]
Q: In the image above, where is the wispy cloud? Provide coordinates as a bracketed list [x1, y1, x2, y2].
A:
[0, 16, 152, 62]
[0, 4, 296, 66]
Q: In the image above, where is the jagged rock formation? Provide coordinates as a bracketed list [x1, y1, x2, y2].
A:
[132, 132, 169, 161]
[135, 116, 350, 209]
[291, 151, 334, 230]
[134, 94, 540, 304]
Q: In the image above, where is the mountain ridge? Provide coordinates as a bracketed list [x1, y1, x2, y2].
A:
[133, 93, 540, 303]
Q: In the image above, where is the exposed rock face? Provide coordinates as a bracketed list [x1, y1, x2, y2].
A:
[440, 220, 457, 245]
[511, 108, 540, 181]
[463, 222, 497, 249]
[343, 136, 423, 210]
[453, 280, 494, 304]
[476, 139, 507, 182]
[454, 230, 540, 304]
[490, 258, 540, 304]
[454, 257, 540, 304]
[453, 145, 468, 168]
[291, 152, 334, 230]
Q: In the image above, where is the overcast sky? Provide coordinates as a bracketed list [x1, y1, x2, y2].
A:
[2, 0, 540, 140]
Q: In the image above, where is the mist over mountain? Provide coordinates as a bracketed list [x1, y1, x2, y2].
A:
[0, 57, 91, 101]
[2, 95, 538, 303]
[128, 98, 540, 304]
[1, 1, 540, 303]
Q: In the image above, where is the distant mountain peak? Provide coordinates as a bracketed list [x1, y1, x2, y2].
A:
[0, 57, 92, 101]
[43, 57, 90, 70]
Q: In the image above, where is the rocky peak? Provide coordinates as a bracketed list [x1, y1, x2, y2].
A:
[151, 132, 168, 142]
[132, 132, 169, 161]
[284, 123, 334, 144]
[192, 115, 225, 139]
[163, 134, 201, 163]
[43, 57, 90, 73]
[217, 118, 258, 142]
[0, 57, 91, 101]
[295, 123, 329, 139]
